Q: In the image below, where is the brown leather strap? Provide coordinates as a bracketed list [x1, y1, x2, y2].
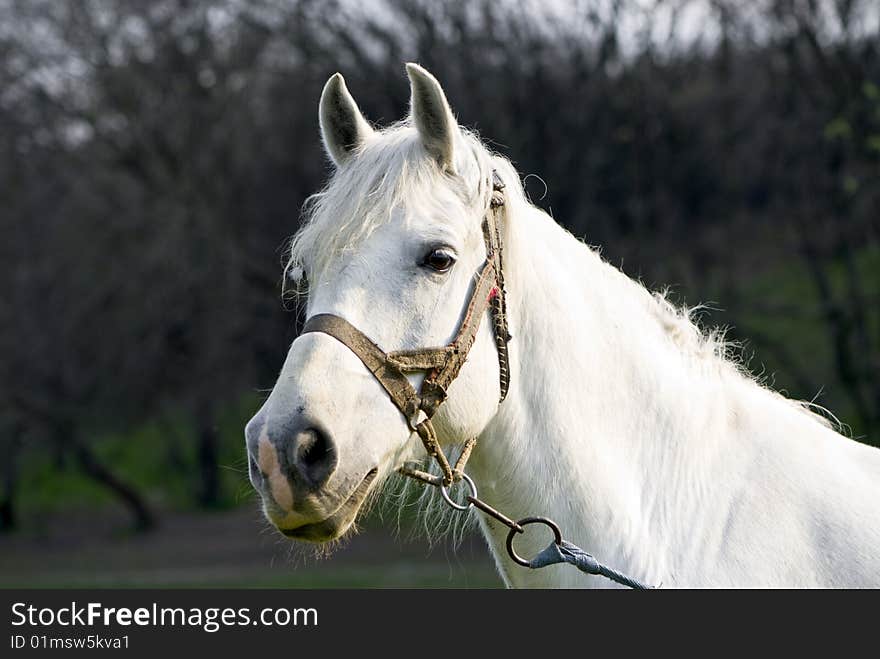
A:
[386, 349, 452, 371]
[410, 259, 497, 416]
[300, 314, 422, 425]
[485, 171, 511, 400]
[415, 419, 453, 483]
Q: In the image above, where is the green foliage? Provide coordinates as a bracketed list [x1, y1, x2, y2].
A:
[734, 245, 880, 436]
[825, 117, 853, 141]
[15, 395, 262, 522]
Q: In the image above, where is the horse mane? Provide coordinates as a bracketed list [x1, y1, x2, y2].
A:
[285, 119, 841, 546]
[646, 290, 839, 431]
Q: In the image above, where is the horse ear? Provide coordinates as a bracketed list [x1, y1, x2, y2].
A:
[319, 73, 374, 167]
[406, 63, 457, 171]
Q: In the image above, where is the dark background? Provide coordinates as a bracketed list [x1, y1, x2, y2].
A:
[0, 0, 877, 587]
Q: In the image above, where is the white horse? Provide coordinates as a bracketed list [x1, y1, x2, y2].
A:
[245, 63, 880, 587]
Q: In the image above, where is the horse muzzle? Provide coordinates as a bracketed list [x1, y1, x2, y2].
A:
[276, 467, 378, 542]
[246, 412, 378, 542]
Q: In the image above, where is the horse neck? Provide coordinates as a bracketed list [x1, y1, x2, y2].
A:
[468, 203, 737, 586]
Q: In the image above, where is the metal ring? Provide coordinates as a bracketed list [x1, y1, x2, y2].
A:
[439, 473, 477, 511]
[505, 517, 563, 567]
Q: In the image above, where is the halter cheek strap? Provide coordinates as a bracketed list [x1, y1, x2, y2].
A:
[299, 171, 510, 486]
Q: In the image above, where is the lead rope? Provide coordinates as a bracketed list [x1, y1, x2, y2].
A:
[398, 468, 654, 589]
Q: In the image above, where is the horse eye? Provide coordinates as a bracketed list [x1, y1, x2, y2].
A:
[422, 248, 456, 273]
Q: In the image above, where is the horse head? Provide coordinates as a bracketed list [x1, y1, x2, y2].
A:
[245, 64, 507, 542]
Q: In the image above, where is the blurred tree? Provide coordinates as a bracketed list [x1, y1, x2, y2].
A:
[0, 0, 876, 531]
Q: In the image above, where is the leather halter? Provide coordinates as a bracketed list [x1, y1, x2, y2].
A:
[299, 171, 511, 485]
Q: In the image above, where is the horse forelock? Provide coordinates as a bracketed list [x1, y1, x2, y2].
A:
[284, 121, 505, 297]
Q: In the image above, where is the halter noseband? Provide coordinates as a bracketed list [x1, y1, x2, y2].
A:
[299, 171, 511, 486]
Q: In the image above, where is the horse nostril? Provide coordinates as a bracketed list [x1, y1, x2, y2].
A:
[293, 427, 338, 488]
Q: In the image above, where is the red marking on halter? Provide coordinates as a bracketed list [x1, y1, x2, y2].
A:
[489, 286, 499, 301]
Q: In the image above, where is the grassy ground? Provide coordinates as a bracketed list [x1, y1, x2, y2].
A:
[4, 395, 503, 589]
[0, 505, 502, 589]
